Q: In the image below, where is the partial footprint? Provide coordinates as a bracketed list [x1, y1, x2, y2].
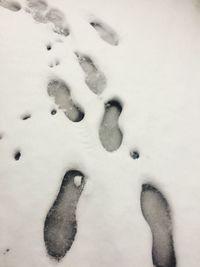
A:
[90, 19, 119, 46]
[45, 8, 69, 36]
[141, 184, 176, 267]
[26, 2, 69, 36]
[47, 79, 84, 122]
[27, 0, 47, 11]
[99, 100, 123, 152]
[26, 0, 48, 23]
[44, 170, 86, 261]
[0, 0, 21, 11]
[75, 52, 106, 95]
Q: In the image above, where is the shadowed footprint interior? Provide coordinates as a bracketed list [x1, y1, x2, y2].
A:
[141, 184, 176, 267]
[44, 170, 86, 261]
[90, 20, 119, 46]
[99, 100, 123, 152]
[47, 79, 84, 122]
[75, 52, 106, 95]
[0, 0, 21, 11]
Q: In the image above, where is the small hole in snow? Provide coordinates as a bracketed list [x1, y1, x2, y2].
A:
[51, 109, 57, 115]
[3, 248, 10, 255]
[46, 44, 52, 51]
[130, 150, 140, 160]
[21, 114, 31, 120]
[14, 151, 21, 161]
[0, 133, 3, 139]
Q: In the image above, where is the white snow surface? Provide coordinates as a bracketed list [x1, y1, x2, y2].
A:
[74, 176, 83, 187]
[1, 0, 200, 266]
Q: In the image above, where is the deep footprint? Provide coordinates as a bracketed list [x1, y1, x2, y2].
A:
[47, 79, 84, 122]
[44, 170, 86, 261]
[75, 52, 106, 95]
[140, 184, 176, 267]
[90, 19, 119, 46]
[0, 0, 21, 11]
[99, 100, 123, 152]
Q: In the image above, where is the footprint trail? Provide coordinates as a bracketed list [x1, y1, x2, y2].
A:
[99, 100, 123, 152]
[141, 184, 176, 267]
[47, 79, 84, 122]
[44, 170, 86, 261]
[75, 52, 106, 95]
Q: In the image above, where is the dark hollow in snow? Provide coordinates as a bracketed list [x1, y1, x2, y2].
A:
[140, 183, 176, 267]
[0, 0, 21, 12]
[46, 44, 52, 51]
[21, 114, 31, 120]
[99, 100, 123, 152]
[47, 79, 84, 122]
[75, 52, 106, 95]
[90, 20, 119, 46]
[3, 248, 10, 255]
[44, 170, 86, 261]
[130, 150, 140, 160]
[0, 133, 3, 139]
[14, 150, 21, 161]
[51, 109, 57, 115]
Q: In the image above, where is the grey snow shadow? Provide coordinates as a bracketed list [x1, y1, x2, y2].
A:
[99, 100, 123, 152]
[90, 19, 119, 46]
[0, 0, 21, 11]
[44, 170, 86, 261]
[75, 52, 106, 95]
[141, 183, 176, 267]
[47, 79, 84, 122]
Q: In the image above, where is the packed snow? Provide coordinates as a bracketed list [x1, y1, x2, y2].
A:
[1, 0, 200, 266]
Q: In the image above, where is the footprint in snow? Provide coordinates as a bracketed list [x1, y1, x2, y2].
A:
[90, 19, 119, 46]
[44, 170, 86, 261]
[141, 183, 176, 267]
[26, 0, 69, 36]
[75, 52, 107, 95]
[0, 0, 21, 11]
[99, 100, 123, 152]
[47, 79, 84, 122]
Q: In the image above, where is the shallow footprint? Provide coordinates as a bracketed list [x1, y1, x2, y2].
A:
[0, 0, 21, 11]
[90, 19, 119, 46]
[45, 8, 69, 36]
[75, 52, 106, 95]
[44, 170, 86, 261]
[27, 0, 47, 12]
[47, 79, 84, 122]
[99, 100, 123, 152]
[140, 184, 176, 267]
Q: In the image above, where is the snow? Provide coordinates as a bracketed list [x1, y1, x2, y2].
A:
[0, 0, 200, 266]
[74, 176, 83, 187]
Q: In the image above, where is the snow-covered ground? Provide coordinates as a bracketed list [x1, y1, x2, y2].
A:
[1, 0, 200, 266]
